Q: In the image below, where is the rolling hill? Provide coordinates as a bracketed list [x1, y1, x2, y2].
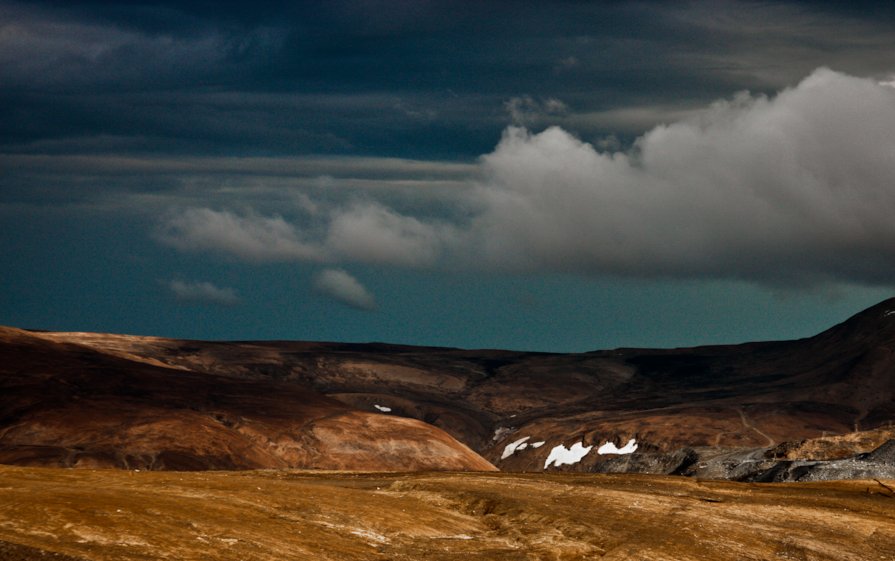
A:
[2, 298, 895, 474]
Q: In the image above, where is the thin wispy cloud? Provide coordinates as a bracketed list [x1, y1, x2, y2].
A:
[505, 95, 568, 126]
[313, 269, 377, 311]
[167, 280, 240, 306]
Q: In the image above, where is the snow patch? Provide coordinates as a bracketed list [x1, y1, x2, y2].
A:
[501, 436, 531, 460]
[374, 404, 392, 413]
[544, 442, 593, 468]
[597, 438, 638, 455]
[530, 441, 545, 448]
[884, 310, 895, 317]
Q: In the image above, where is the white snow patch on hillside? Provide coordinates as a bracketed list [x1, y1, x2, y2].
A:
[501, 436, 531, 460]
[544, 442, 593, 468]
[597, 438, 638, 455]
[373, 404, 392, 413]
[530, 441, 545, 448]
[884, 310, 895, 317]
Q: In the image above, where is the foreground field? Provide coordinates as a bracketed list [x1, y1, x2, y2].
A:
[0, 466, 893, 560]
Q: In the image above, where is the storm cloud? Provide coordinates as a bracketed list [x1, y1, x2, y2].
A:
[158, 68, 895, 286]
[6, 1, 895, 349]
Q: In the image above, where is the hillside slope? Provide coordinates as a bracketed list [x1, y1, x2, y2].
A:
[2, 298, 895, 473]
[0, 327, 495, 472]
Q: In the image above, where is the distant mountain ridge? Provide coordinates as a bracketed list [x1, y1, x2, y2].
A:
[1, 298, 895, 475]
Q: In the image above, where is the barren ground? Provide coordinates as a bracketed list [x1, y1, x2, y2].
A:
[1, 466, 893, 560]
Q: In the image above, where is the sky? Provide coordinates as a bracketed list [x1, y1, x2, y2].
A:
[2, 0, 895, 352]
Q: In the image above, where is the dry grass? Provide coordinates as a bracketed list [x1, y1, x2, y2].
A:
[1, 466, 894, 560]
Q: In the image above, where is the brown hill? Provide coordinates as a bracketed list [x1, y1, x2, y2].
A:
[0, 327, 495, 472]
[2, 298, 895, 473]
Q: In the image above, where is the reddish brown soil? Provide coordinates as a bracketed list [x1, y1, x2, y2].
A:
[2, 298, 895, 472]
[0, 466, 893, 561]
[0, 327, 494, 472]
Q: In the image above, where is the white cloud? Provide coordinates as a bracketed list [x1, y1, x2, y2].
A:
[167, 280, 239, 306]
[470, 68, 895, 284]
[156, 207, 325, 262]
[155, 69, 895, 287]
[325, 202, 455, 267]
[313, 268, 377, 311]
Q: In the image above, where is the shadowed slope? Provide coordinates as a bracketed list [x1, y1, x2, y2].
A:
[0, 327, 495, 472]
[3, 298, 895, 473]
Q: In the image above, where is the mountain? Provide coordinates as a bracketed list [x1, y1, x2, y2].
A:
[1, 298, 895, 474]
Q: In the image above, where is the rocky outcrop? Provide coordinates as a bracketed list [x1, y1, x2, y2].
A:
[742, 439, 895, 483]
[578, 436, 895, 482]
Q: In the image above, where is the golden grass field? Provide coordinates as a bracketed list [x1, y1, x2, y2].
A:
[1, 466, 893, 560]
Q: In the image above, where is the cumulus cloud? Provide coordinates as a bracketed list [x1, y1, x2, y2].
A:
[313, 269, 377, 311]
[156, 203, 456, 267]
[167, 280, 239, 306]
[472, 68, 895, 284]
[156, 208, 325, 262]
[325, 202, 456, 267]
[156, 68, 895, 286]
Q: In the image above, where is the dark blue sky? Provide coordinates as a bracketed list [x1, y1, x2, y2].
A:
[2, 0, 895, 351]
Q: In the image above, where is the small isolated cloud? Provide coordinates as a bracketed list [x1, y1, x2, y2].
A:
[167, 280, 240, 306]
[313, 269, 377, 311]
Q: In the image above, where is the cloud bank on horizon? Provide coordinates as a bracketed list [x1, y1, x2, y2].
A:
[160, 68, 895, 287]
